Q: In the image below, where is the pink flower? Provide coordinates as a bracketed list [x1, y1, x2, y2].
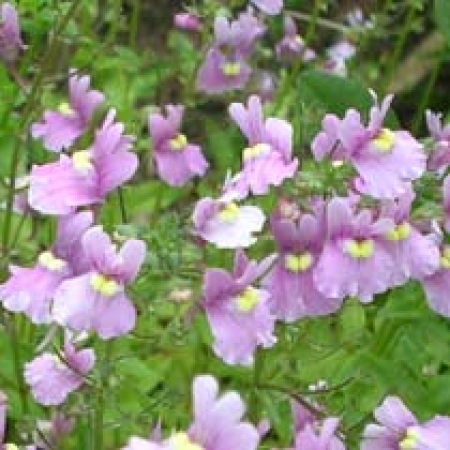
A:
[227, 95, 298, 198]
[202, 250, 276, 365]
[52, 226, 146, 339]
[0, 3, 25, 64]
[192, 193, 265, 249]
[149, 105, 208, 186]
[31, 72, 104, 152]
[0, 211, 93, 324]
[24, 341, 95, 406]
[174, 13, 201, 32]
[312, 95, 426, 199]
[123, 375, 259, 450]
[29, 109, 137, 215]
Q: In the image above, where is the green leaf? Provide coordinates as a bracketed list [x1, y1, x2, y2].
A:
[298, 70, 373, 116]
[297, 70, 398, 127]
[435, 0, 450, 46]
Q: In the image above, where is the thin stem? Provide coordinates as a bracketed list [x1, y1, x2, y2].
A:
[129, 0, 140, 48]
[383, 4, 417, 94]
[286, 9, 348, 34]
[118, 187, 128, 223]
[411, 57, 442, 134]
[5, 314, 28, 413]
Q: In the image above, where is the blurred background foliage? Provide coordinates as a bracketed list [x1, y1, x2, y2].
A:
[1, 0, 450, 449]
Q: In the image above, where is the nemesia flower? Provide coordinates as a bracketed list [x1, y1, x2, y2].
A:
[24, 341, 95, 406]
[0, 3, 25, 64]
[361, 396, 450, 450]
[192, 192, 265, 249]
[312, 95, 426, 199]
[196, 11, 265, 94]
[263, 201, 341, 322]
[313, 197, 395, 303]
[421, 242, 450, 318]
[123, 375, 259, 450]
[275, 17, 316, 62]
[292, 401, 345, 450]
[254, 70, 276, 103]
[324, 41, 355, 76]
[227, 95, 298, 198]
[174, 13, 201, 32]
[0, 211, 93, 324]
[52, 226, 146, 339]
[379, 187, 439, 286]
[29, 109, 137, 215]
[251, 0, 283, 15]
[149, 105, 208, 186]
[443, 175, 450, 232]
[425, 110, 450, 172]
[31, 72, 104, 152]
[202, 250, 276, 365]
[34, 412, 74, 449]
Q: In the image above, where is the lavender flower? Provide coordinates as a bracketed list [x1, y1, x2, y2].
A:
[29, 109, 137, 215]
[192, 192, 265, 249]
[313, 197, 395, 303]
[0, 211, 93, 324]
[24, 341, 95, 406]
[361, 396, 450, 450]
[52, 226, 146, 339]
[31, 72, 104, 152]
[379, 187, 439, 286]
[292, 401, 345, 450]
[275, 17, 316, 62]
[324, 41, 355, 76]
[312, 95, 426, 199]
[426, 110, 450, 172]
[0, 3, 25, 64]
[149, 105, 208, 186]
[174, 13, 201, 32]
[196, 12, 265, 94]
[251, 0, 283, 15]
[202, 250, 276, 365]
[421, 243, 450, 318]
[227, 95, 298, 198]
[263, 202, 341, 322]
[123, 375, 259, 450]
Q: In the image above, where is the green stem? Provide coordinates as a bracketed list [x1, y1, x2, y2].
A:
[383, 5, 417, 94]
[5, 314, 28, 413]
[274, 0, 325, 115]
[411, 57, 442, 134]
[118, 187, 128, 223]
[129, 0, 140, 48]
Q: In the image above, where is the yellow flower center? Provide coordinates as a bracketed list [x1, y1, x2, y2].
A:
[170, 133, 188, 151]
[243, 143, 271, 161]
[440, 247, 450, 269]
[49, 354, 66, 370]
[90, 273, 121, 297]
[218, 202, 240, 222]
[169, 433, 203, 450]
[285, 253, 313, 272]
[345, 239, 374, 259]
[235, 287, 260, 312]
[72, 150, 93, 173]
[38, 251, 67, 272]
[222, 62, 241, 76]
[372, 128, 395, 154]
[5, 444, 20, 450]
[385, 222, 411, 241]
[399, 428, 418, 450]
[58, 102, 74, 116]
